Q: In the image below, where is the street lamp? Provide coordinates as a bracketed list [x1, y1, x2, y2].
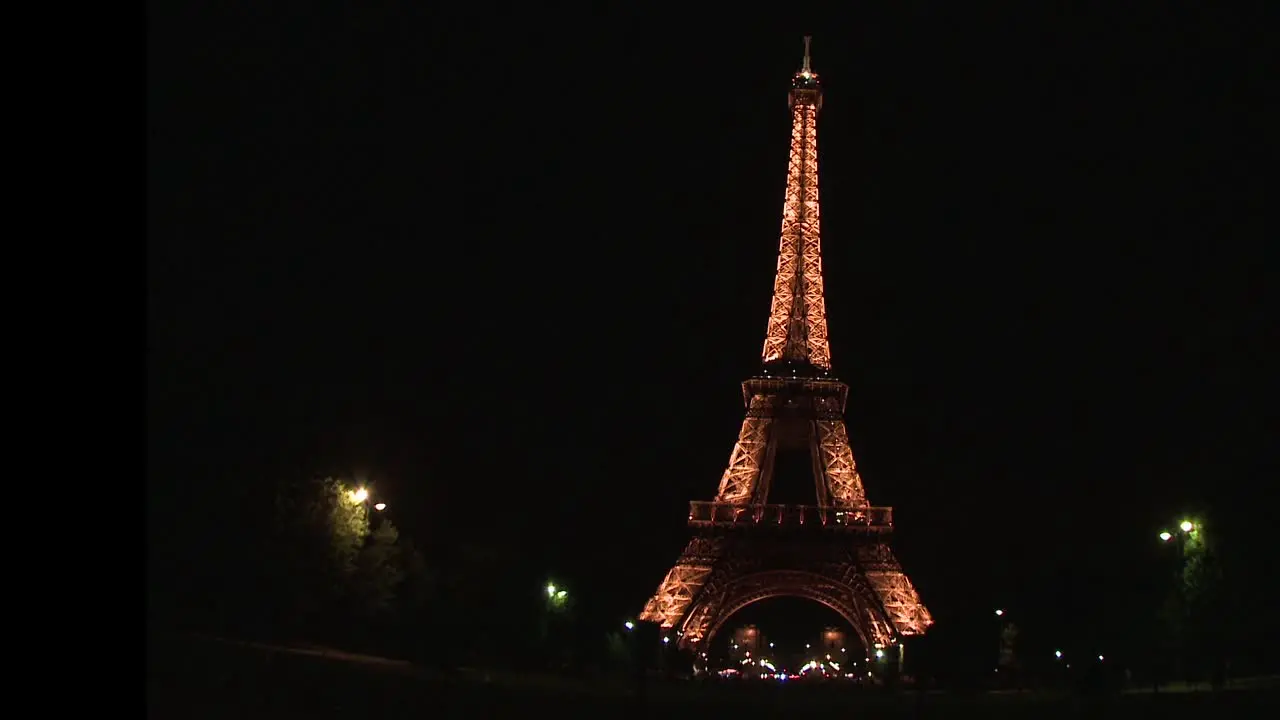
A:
[545, 582, 568, 610]
[624, 620, 634, 631]
[347, 487, 385, 529]
[994, 608, 1004, 617]
[1159, 518, 1206, 550]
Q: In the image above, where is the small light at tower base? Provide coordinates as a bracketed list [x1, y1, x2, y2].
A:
[663, 636, 670, 645]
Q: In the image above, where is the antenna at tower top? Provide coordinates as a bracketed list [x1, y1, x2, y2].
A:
[802, 35, 812, 72]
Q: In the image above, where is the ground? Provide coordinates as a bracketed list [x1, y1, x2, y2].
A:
[146, 634, 1280, 719]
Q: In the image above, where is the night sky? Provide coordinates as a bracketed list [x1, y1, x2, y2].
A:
[148, 6, 1273, 655]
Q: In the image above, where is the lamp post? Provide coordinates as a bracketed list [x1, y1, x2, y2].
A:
[1157, 517, 1209, 687]
[994, 608, 1019, 688]
[542, 582, 572, 670]
[994, 609, 1006, 671]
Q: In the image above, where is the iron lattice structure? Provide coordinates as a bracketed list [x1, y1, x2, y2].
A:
[640, 38, 933, 653]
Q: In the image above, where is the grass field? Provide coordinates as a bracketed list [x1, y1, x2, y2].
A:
[146, 634, 1280, 719]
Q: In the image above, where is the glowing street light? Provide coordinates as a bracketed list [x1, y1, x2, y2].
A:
[544, 582, 569, 611]
[374, 502, 387, 511]
[994, 609, 1004, 617]
[1159, 531, 1173, 542]
[624, 620, 634, 631]
[1054, 650, 1063, 659]
[349, 488, 369, 503]
[1180, 521, 1194, 533]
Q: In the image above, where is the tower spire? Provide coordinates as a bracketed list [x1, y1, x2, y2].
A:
[762, 37, 830, 372]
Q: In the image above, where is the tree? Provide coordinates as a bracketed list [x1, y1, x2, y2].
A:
[604, 631, 633, 676]
[266, 477, 388, 640]
[353, 521, 406, 617]
[391, 537, 436, 660]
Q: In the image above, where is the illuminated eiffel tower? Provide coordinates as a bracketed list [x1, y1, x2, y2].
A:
[639, 37, 932, 659]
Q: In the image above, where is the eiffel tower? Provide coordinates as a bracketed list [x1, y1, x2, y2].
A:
[638, 37, 932, 657]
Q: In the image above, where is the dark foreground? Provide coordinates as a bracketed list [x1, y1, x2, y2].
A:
[147, 635, 1280, 719]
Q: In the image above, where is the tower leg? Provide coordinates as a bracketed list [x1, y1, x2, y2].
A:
[714, 397, 774, 504]
[816, 420, 868, 507]
[639, 537, 726, 631]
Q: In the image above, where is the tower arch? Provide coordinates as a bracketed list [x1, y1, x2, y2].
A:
[678, 569, 894, 652]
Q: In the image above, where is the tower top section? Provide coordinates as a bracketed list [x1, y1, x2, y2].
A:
[763, 36, 832, 373]
[790, 35, 822, 110]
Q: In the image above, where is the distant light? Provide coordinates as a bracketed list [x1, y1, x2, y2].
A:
[546, 584, 556, 597]
[875, 649, 885, 659]
[663, 637, 670, 644]
[1180, 521, 1194, 533]
[1159, 531, 1172, 542]
[350, 488, 369, 503]
[624, 621, 635, 631]
[1098, 655, 1105, 661]
[1054, 650, 1062, 659]
[373, 503, 386, 511]
[994, 609, 1004, 617]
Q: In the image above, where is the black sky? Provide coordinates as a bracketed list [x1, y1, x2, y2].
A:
[148, 5, 1274, 650]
